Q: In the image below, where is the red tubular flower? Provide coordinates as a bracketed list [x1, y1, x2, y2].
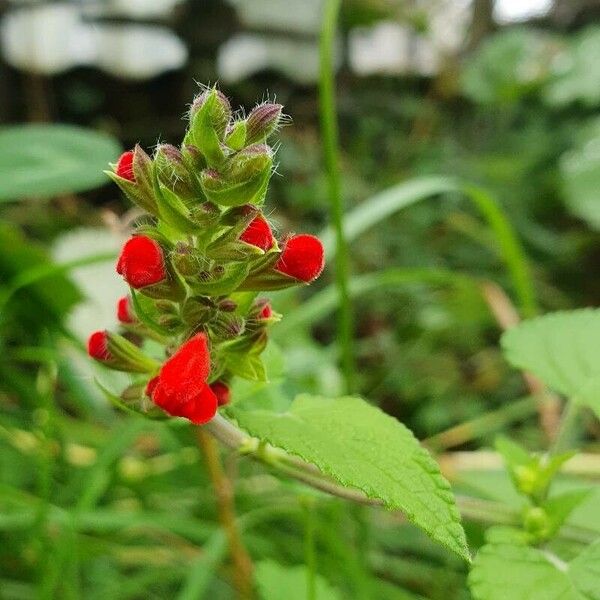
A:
[210, 381, 231, 406]
[117, 296, 135, 323]
[116, 236, 167, 289]
[146, 333, 217, 424]
[259, 302, 272, 320]
[116, 150, 135, 181]
[275, 234, 324, 283]
[239, 215, 274, 252]
[87, 330, 111, 361]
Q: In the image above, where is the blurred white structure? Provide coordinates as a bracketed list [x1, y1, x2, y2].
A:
[0, 2, 187, 78]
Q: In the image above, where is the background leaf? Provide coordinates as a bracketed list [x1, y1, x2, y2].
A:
[469, 532, 600, 600]
[0, 124, 121, 201]
[501, 309, 600, 416]
[230, 395, 470, 561]
[255, 560, 342, 600]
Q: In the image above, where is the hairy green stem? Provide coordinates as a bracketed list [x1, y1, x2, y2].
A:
[319, 0, 354, 392]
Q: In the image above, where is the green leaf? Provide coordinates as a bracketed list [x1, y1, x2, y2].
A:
[469, 533, 600, 600]
[559, 117, 600, 231]
[255, 561, 342, 600]
[501, 309, 600, 417]
[229, 395, 470, 561]
[543, 489, 593, 538]
[0, 124, 121, 201]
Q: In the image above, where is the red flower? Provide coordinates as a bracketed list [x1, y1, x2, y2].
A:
[117, 296, 135, 323]
[240, 215, 274, 252]
[87, 330, 111, 361]
[146, 333, 217, 424]
[116, 150, 135, 182]
[117, 236, 167, 289]
[210, 381, 231, 406]
[275, 234, 324, 283]
[259, 302, 272, 320]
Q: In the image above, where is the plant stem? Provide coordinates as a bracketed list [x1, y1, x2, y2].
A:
[549, 400, 580, 456]
[319, 0, 354, 392]
[202, 416, 600, 544]
[195, 428, 254, 599]
[304, 501, 317, 600]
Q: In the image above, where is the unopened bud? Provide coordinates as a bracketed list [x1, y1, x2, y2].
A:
[200, 145, 273, 207]
[154, 144, 198, 200]
[107, 145, 158, 215]
[219, 299, 238, 312]
[87, 330, 159, 373]
[172, 242, 203, 277]
[245, 103, 283, 144]
[187, 88, 232, 166]
[210, 314, 245, 340]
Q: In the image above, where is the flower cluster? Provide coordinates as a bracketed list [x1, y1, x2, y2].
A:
[88, 88, 324, 425]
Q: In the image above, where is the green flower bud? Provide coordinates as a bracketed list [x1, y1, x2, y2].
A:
[245, 103, 283, 144]
[186, 88, 232, 166]
[154, 144, 199, 200]
[200, 145, 273, 207]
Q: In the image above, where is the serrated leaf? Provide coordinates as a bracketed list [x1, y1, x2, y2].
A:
[501, 309, 600, 417]
[469, 534, 600, 600]
[0, 124, 121, 201]
[255, 561, 342, 600]
[229, 395, 469, 561]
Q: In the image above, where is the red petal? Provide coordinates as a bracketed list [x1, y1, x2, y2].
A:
[275, 234, 324, 283]
[240, 215, 274, 252]
[158, 333, 211, 404]
[180, 384, 218, 424]
[209, 381, 231, 406]
[117, 296, 134, 323]
[116, 235, 166, 288]
[87, 330, 111, 360]
[116, 151, 135, 182]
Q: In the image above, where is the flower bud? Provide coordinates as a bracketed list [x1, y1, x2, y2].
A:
[117, 235, 167, 289]
[107, 145, 158, 215]
[200, 145, 273, 207]
[275, 234, 324, 283]
[116, 151, 135, 181]
[210, 314, 245, 340]
[181, 296, 214, 325]
[117, 296, 135, 324]
[117, 235, 184, 301]
[245, 103, 283, 144]
[186, 88, 232, 166]
[87, 330, 159, 373]
[154, 144, 199, 200]
[259, 302, 272, 320]
[172, 242, 202, 277]
[210, 381, 231, 407]
[190, 89, 231, 138]
[240, 215, 274, 252]
[218, 299, 237, 312]
[88, 330, 111, 361]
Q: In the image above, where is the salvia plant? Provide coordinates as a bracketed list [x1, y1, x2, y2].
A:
[88, 88, 324, 425]
[85, 86, 600, 599]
